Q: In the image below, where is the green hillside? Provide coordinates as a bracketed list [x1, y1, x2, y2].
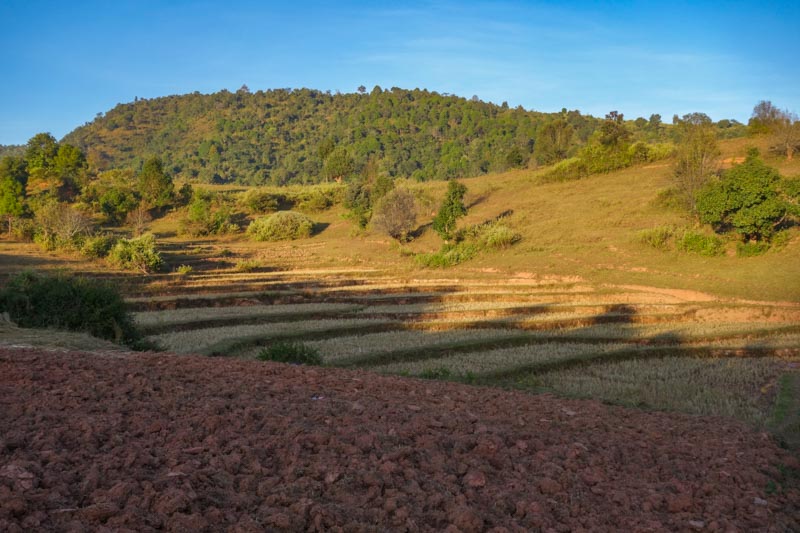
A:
[63, 87, 604, 185]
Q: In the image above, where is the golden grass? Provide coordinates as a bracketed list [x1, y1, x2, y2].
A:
[533, 355, 799, 423]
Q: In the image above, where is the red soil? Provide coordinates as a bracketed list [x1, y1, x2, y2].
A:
[1, 347, 797, 532]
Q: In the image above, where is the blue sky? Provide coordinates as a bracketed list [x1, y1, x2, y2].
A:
[1, 0, 798, 145]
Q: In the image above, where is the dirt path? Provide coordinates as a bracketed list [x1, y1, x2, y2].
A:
[1, 347, 798, 532]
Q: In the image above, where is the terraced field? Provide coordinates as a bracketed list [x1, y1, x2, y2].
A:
[128, 257, 800, 430]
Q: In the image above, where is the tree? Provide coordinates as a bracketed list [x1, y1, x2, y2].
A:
[772, 110, 800, 160]
[371, 188, 418, 241]
[0, 156, 27, 233]
[534, 118, 575, 165]
[138, 156, 174, 208]
[696, 149, 794, 241]
[126, 204, 152, 236]
[749, 100, 782, 134]
[433, 180, 467, 240]
[672, 113, 721, 215]
[749, 101, 800, 159]
[323, 147, 354, 182]
[598, 111, 631, 147]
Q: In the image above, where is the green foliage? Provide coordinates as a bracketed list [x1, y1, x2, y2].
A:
[181, 190, 239, 236]
[696, 150, 790, 241]
[638, 226, 675, 250]
[432, 180, 467, 240]
[371, 188, 418, 241]
[175, 264, 194, 275]
[539, 157, 588, 183]
[533, 117, 575, 165]
[138, 156, 174, 208]
[63, 88, 608, 185]
[0, 271, 140, 345]
[416, 241, 479, 268]
[480, 223, 521, 249]
[107, 234, 163, 273]
[98, 186, 139, 224]
[247, 211, 314, 241]
[81, 234, 118, 259]
[22, 133, 86, 202]
[0, 156, 27, 230]
[736, 241, 770, 257]
[257, 341, 322, 365]
[672, 113, 720, 214]
[324, 147, 355, 182]
[676, 230, 725, 256]
[242, 189, 283, 214]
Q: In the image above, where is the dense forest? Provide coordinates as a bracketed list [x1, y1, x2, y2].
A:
[57, 86, 743, 186]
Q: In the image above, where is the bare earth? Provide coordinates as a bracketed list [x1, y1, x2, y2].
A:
[1, 347, 798, 532]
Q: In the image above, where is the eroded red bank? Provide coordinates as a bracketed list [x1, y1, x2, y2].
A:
[0, 347, 797, 532]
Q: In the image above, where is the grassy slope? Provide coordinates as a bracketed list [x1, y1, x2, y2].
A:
[150, 135, 797, 302]
[3, 136, 797, 301]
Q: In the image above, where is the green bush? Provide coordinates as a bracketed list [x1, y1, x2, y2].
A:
[247, 211, 314, 241]
[0, 271, 140, 345]
[107, 234, 164, 273]
[638, 226, 674, 250]
[81, 234, 118, 259]
[257, 342, 322, 365]
[677, 230, 724, 256]
[242, 189, 283, 214]
[480, 224, 520, 249]
[539, 157, 589, 183]
[416, 242, 479, 268]
[175, 264, 194, 275]
[736, 241, 770, 257]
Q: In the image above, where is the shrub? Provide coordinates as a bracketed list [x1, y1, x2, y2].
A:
[242, 189, 283, 214]
[539, 157, 589, 183]
[480, 224, 520, 249]
[433, 180, 467, 240]
[736, 241, 770, 257]
[234, 259, 261, 272]
[638, 226, 674, 250]
[175, 264, 194, 275]
[696, 150, 792, 242]
[416, 242, 479, 268]
[181, 190, 239, 236]
[107, 234, 164, 273]
[0, 271, 140, 345]
[677, 230, 724, 256]
[371, 188, 418, 241]
[81, 234, 118, 259]
[257, 342, 322, 365]
[247, 211, 314, 241]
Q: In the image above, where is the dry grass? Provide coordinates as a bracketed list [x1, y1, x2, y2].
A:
[134, 303, 362, 329]
[533, 355, 799, 423]
[147, 318, 392, 354]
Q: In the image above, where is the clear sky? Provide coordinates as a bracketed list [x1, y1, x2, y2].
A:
[1, 0, 798, 145]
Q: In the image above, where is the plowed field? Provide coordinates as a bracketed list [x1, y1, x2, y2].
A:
[1, 347, 797, 532]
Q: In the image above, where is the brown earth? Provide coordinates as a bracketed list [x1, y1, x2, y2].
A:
[1, 347, 798, 532]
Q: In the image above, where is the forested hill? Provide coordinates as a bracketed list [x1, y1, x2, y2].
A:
[63, 87, 602, 185]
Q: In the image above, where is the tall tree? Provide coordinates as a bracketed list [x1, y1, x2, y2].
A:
[433, 180, 467, 241]
[138, 156, 174, 208]
[672, 113, 720, 215]
[533, 118, 575, 165]
[0, 156, 27, 233]
[598, 111, 631, 147]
